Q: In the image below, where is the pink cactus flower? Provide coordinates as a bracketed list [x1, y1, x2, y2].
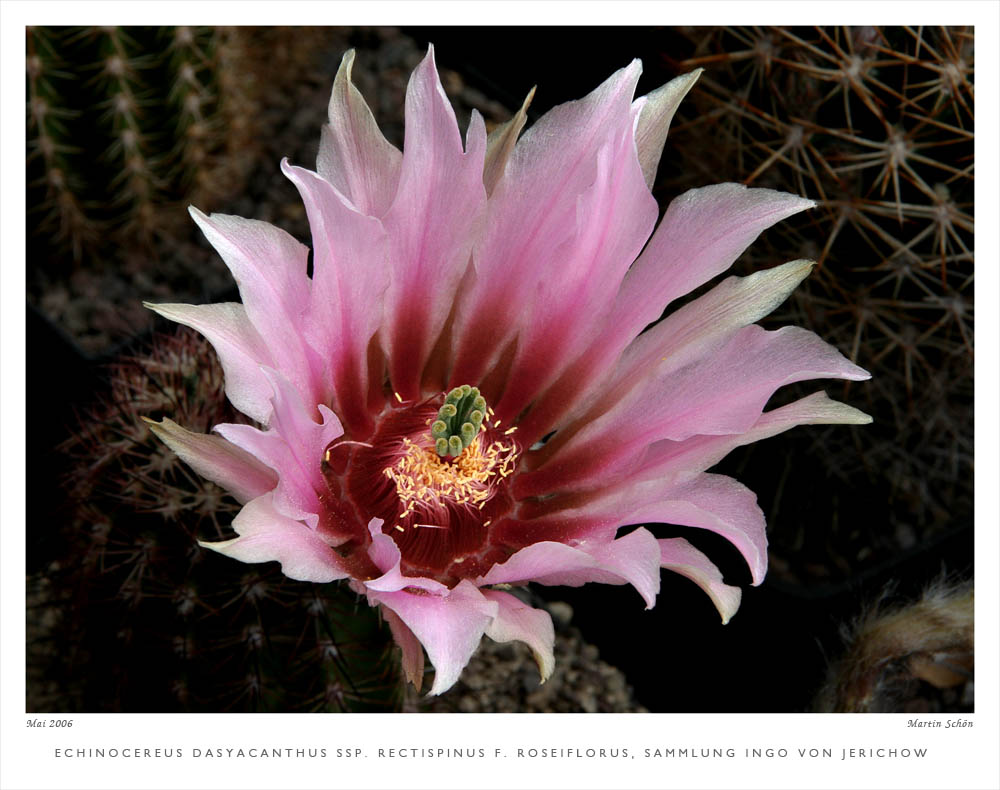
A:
[145, 48, 871, 695]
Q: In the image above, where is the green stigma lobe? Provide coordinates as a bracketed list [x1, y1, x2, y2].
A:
[432, 385, 487, 457]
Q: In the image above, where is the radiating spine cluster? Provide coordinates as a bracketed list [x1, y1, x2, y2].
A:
[667, 26, 973, 554]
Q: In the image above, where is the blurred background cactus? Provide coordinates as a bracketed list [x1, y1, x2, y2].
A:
[28, 327, 406, 712]
[815, 579, 974, 713]
[657, 26, 974, 594]
[26, 25, 331, 355]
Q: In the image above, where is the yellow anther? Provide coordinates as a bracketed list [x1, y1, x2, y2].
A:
[394, 391, 404, 403]
[383, 434, 519, 523]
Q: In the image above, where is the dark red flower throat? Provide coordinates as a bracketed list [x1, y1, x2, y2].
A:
[334, 393, 521, 584]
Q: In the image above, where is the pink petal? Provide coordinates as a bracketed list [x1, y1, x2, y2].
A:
[611, 259, 816, 406]
[478, 541, 603, 584]
[518, 325, 869, 498]
[448, 60, 644, 389]
[637, 390, 874, 483]
[613, 184, 815, 347]
[317, 49, 402, 218]
[493, 107, 659, 421]
[281, 160, 390, 433]
[144, 301, 274, 424]
[363, 519, 449, 595]
[482, 87, 535, 196]
[480, 527, 662, 609]
[625, 473, 768, 585]
[659, 538, 742, 624]
[215, 369, 342, 523]
[633, 69, 701, 188]
[579, 527, 662, 609]
[144, 417, 277, 504]
[199, 493, 348, 583]
[491, 512, 622, 552]
[518, 394, 868, 525]
[188, 209, 325, 410]
[515, 258, 815, 447]
[481, 589, 556, 682]
[382, 607, 425, 692]
[367, 579, 498, 696]
[382, 46, 487, 398]
[365, 517, 398, 573]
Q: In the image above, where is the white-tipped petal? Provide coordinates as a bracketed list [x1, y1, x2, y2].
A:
[483, 86, 535, 196]
[634, 69, 702, 188]
[482, 589, 556, 683]
[318, 49, 402, 217]
[199, 493, 349, 583]
[143, 417, 277, 504]
[144, 301, 274, 424]
[659, 538, 742, 624]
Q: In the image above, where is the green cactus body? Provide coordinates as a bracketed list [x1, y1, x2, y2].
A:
[27, 27, 246, 262]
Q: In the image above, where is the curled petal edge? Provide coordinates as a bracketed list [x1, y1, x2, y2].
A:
[659, 537, 742, 624]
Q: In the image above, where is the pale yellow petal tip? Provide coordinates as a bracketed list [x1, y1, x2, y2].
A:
[534, 652, 556, 685]
[839, 401, 875, 424]
[187, 204, 209, 222]
[143, 301, 177, 320]
[338, 49, 357, 79]
[142, 415, 180, 436]
[679, 67, 704, 84]
[790, 258, 818, 279]
[400, 659, 423, 694]
[718, 601, 739, 625]
[197, 537, 237, 553]
[712, 588, 742, 625]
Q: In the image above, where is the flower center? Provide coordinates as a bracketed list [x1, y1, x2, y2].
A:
[384, 434, 517, 522]
[343, 387, 520, 582]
